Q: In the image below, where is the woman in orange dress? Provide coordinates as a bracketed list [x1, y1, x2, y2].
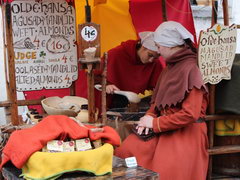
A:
[115, 21, 209, 180]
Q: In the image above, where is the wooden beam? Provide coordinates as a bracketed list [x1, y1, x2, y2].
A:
[207, 0, 218, 179]
[211, 0, 218, 26]
[208, 145, 240, 155]
[1, 4, 9, 96]
[69, 82, 76, 96]
[88, 66, 96, 123]
[222, 0, 229, 26]
[101, 52, 107, 125]
[0, 98, 45, 108]
[162, 0, 167, 21]
[4, 2, 19, 125]
[205, 114, 240, 121]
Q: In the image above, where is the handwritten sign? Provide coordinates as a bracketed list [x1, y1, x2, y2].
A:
[198, 24, 237, 84]
[12, 0, 78, 91]
[78, 23, 101, 59]
[81, 26, 98, 42]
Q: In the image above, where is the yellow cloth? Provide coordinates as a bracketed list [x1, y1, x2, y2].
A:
[94, 0, 107, 6]
[215, 119, 240, 136]
[21, 143, 113, 180]
[75, 0, 137, 55]
[138, 90, 153, 99]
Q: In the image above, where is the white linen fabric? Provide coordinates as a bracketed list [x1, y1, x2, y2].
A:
[139, 31, 158, 52]
[154, 21, 194, 47]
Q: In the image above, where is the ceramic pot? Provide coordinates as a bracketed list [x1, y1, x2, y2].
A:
[76, 104, 89, 123]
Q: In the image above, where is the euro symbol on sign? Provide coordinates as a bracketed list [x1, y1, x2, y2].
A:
[81, 26, 97, 42]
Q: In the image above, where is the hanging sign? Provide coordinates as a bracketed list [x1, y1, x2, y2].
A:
[198, 24, 237, 84]
[81, 26, 98, 42]
[78, 23, 100, 59]
[12, 0, 78, 91]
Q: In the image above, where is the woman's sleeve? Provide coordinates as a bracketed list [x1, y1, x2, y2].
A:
[152, 87, 205, 133]
[145, 103, 158, 118]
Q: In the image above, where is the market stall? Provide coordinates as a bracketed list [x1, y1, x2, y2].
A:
[1, 0, 240, 179]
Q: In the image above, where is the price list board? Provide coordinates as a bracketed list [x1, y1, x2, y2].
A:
[12, 0, 78, 91]
[198, 24, 237, 84]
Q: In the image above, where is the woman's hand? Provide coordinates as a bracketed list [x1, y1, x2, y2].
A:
[106, 84, 120, 94]
[136, 115, 154, 135]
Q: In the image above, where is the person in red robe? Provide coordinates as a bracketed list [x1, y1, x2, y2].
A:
[114, 21, 209, 180]
[96, 32, 165, 109]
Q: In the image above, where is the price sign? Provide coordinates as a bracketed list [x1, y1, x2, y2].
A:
[81, 26, 98, 41]
[198, 24, 237, 84]
[12, 0, 78, 91]
[78, 23, 100, 59]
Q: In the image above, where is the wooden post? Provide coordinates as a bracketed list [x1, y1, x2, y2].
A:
[207, 0, 218, 179]
[207, 0, 231, 179]
[4, 2, 19, 125]
[101, 52, 107, 125]
[87, 63, 95, 123]
[69, 82, 76, 96]
[222, 0, 229, 26]
[1, 3, 10, 123]
[162, 0, 167, 21]
[1, 3, 8, 96]
[211, 0, 218, 25]
[78, 23, 101, 123]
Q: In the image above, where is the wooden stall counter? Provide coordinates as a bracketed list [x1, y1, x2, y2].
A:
[2, 156, 159, 180]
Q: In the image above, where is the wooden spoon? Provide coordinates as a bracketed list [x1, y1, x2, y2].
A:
[95, 84, 141, 103]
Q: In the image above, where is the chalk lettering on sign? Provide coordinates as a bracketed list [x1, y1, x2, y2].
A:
[14, 37, 36, 49]
[11, 2, 73, 15]
[46, 35, 70, 54]
[12, 0, 77, 91]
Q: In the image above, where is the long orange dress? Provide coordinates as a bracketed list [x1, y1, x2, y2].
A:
[114, 87, 209, 180]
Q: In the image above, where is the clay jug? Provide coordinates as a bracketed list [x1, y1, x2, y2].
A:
[76, 104, 89, 123]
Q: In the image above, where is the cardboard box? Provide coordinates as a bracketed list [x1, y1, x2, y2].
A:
[47, 140, 64, 152]
[63, 141, 75, 152]
[76, 138, 92, 151]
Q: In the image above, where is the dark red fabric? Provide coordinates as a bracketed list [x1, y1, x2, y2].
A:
[152, 46, 208, 109]
[0, 115, 120, 169]
[106, 40, 163, 93]
[94, 40, 164, 111]
[129, 0, 197, 43]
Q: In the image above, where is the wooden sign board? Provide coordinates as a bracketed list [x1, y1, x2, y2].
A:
[78, 22, 100, 59]
[198, 24, 237, 84]
[12, 0, 78, 91]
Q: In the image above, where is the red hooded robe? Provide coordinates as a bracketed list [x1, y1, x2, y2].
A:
[94, 39, 164, 109]
[106, 40, 164, 93]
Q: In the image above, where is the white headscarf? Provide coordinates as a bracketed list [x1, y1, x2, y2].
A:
[139, 31, 158, 52]
[154, 21, 194, 47]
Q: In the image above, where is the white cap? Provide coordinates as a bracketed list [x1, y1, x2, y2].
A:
[139, 31, 158, 52]
[154, 21, 194, 47]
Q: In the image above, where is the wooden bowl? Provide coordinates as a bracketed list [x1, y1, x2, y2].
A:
[41, 96, 88, 117]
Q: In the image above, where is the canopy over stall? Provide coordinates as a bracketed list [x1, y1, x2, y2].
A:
[22, 0, 196, 109]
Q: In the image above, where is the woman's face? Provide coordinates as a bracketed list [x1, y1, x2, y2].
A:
[156, 44, 172, 59]
[156, 43, 183, 59]
[138, 46, 160, 64]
